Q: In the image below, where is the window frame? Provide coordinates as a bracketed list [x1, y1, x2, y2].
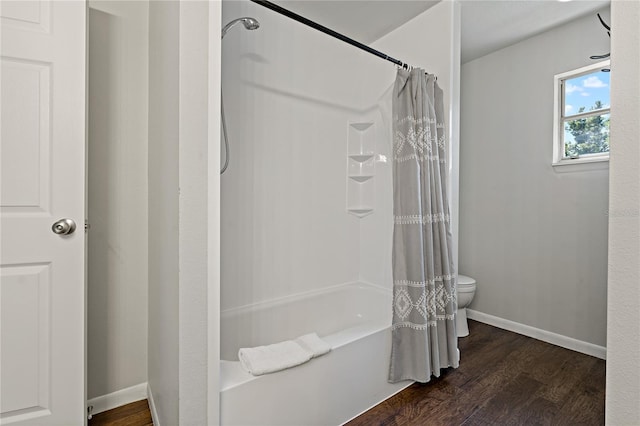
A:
[552, 60, 611, 167]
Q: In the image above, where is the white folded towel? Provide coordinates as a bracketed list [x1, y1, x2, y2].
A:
[238, 333, 331, 376]
[295, 333, 332, 358]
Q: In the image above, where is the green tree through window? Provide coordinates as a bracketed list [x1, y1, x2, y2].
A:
[564, 100, 610, 157]
[553, 61, 610, 165]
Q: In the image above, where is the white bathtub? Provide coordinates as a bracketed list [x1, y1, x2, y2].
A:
[220, 282, 412, 425]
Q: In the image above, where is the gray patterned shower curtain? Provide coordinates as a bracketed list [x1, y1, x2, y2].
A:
[389, 68, 459, 383]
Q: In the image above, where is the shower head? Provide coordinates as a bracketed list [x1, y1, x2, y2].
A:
[222, 17, 260, 39]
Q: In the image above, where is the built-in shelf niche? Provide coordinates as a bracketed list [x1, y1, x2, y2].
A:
[347, 122, 375, 218]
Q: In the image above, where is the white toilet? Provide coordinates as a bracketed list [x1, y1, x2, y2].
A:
[456, 275, 477, 337]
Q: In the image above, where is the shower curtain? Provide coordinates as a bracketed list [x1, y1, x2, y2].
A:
[389, 68, 459, 383]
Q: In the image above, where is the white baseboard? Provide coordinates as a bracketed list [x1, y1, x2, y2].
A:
[147, 383, 161, 426]
[466, 309, 607, 360]
[87, 382, 148, 415]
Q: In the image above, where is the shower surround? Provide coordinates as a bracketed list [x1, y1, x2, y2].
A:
[220, 0, 460, 423]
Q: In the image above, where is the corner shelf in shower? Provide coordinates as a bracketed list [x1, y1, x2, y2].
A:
[346, 122, 376, 218]
[347, 207, 374, 217]
[348, 154, 374, 163]
[348, 175, 373, 183]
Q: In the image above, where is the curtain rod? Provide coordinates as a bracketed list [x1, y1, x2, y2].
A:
[249, 0, 412, 70]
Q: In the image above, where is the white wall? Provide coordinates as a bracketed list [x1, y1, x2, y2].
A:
[221, 0, 459, 310]
[177, 1, 215, 424]
[148, 1, 180, 423]
[207, 2, 223, 422]
[459, 9, 610, 347]
[605, 0, 640, 422]
[148, 1, 220, 424]
[87, 0, 149, 400]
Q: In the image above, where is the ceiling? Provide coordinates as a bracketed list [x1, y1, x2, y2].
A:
[276, 1, 440, 43]
[271, 0, 610, 64]
[460, 0, 610, 63]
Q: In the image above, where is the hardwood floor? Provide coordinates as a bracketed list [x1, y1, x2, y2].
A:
[90, 320, 605, 426]
[347, 320, 605, 426]
[89, 400, 153, 426]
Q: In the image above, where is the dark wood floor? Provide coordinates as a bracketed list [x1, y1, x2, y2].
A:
[90, 320, 605, 426]
[89, 400, 152, 426]
[347, 320, 605, 426]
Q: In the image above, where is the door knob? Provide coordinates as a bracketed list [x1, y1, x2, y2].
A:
[52, 218, 77, 235]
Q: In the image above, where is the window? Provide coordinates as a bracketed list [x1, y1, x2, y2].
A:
[553, 60, 610, 166]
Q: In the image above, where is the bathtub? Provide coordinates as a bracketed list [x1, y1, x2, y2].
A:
[220, 282, 413, 425]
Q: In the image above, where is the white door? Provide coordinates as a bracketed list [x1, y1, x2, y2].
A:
[0, 1, 86, 425]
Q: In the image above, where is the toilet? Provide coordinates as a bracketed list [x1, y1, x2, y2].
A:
[456, 275, 477, 337]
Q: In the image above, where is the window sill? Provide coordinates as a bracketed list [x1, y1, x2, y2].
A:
[552, 156, 609, 172]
